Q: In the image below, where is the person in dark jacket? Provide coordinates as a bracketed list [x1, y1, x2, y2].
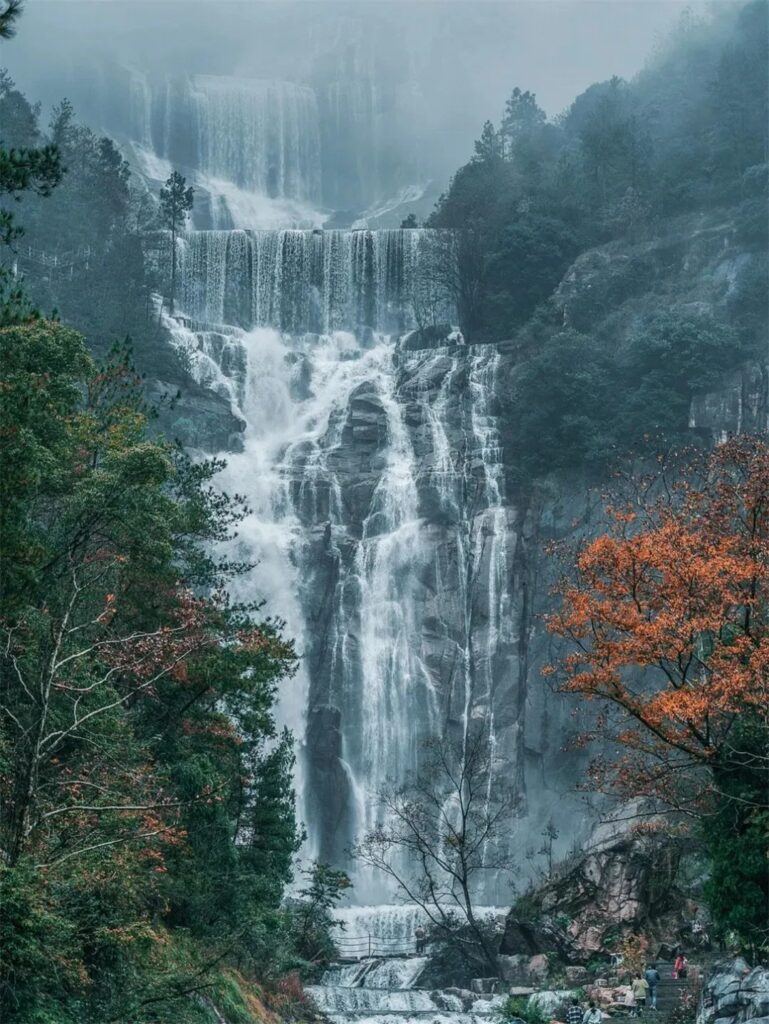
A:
[567, 997, 583, 1024]
[645, 965, 660, 1010]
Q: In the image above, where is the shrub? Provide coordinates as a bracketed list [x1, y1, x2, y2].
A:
[497, 996, 550, 1024]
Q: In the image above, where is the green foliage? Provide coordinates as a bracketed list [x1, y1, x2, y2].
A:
[703, 716, 769, 951]
[419, 915, 501, 989]
[427, 0, 767, 421]
[160, 169, 194, 313]
[0, 320, 314, 1021]
[0, 81, 174, 375]
[0, 69, 63, 323]
[497, 996, 549, 1024]
[287, 863, 353, 970]
[504, 308, 742, 479]
[159, 169, 194, 234]
[586, 958, 610, 975]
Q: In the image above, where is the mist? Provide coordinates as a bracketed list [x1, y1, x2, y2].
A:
[8, 0, 698, 214]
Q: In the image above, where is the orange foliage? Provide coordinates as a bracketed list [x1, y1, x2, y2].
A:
[547, 437, 769, 805]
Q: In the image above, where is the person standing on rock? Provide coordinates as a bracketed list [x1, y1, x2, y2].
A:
[567, 996, 583, 1024]
[583, 1000, 603, 1024]
[632, 973, 650, 1015]
[645, 964, 660, 1010]
[414, 925, 426, 955]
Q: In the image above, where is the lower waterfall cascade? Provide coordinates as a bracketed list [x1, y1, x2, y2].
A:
[166, 225, 580, 900]
[306, 906, 507, 1024]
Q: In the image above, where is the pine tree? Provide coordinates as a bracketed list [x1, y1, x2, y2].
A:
[473, 120, 504, 165]
[0, 0, 23, 39]
[499, 87, 546, 155]
[159, 169, 194, 314]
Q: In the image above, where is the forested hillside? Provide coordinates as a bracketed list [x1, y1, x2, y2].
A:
[425, 0, 767, 476]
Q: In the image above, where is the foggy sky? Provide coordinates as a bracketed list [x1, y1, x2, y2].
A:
[6, 1, 698, 119]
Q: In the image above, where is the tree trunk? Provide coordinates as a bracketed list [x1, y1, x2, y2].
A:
[170, 224, 177, 316]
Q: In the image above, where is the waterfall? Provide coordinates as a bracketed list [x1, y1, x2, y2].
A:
[177, 228, 436, 334]
[165, 223, 525, 900]
[306, 906, 508, 1024]
[128, 68, 153, 150]
[191, 76, 321, 200]
[131, 73, 321, 203]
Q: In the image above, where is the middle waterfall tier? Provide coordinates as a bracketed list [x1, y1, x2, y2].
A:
[174, 228, 451, 334]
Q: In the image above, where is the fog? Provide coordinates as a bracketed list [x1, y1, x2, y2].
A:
[9, 2, 692, 116]
[7, 0, 698, 215]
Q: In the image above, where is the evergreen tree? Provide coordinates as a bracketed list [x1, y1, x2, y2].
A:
[473, 120, 504, 165]
[0, 0, 23, 39]
[0, 65, 61, 322]
[159, 169, 194, 314]
[499, 87, 546, 153]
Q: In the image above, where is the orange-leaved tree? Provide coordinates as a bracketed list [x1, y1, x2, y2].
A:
[545, 435, 769, 813]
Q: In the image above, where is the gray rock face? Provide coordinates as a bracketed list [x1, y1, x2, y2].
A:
[498, 955, 530, 984]
[701, 961, 768, 1024]
[305, 705, 356, 865]
[501, 806, 689, 964]
[146, 376, 246, 453]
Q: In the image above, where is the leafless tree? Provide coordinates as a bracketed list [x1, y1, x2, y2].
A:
[355, 724, 513, 975]
[413, 226, 488, 341]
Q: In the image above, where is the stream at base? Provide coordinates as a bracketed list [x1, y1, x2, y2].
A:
[306, 906, 506, 1024]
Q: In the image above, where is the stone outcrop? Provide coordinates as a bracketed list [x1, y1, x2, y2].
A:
[700, 960, 769, 1024]
[146, 376, 246, 453]
[501, 807, 690, 964]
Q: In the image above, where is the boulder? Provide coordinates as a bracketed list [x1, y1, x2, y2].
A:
[699, 959, 762, 1024]
[565, 966, 590, 986]
[592, 986, 621, 1007]
[528, 954, 550, 981]
[498, 955, 530, 983]
[530, 990, 577, 1018]
[471, 978, 499, 995]
[736, 967, 769, 1020]
[443, 988, 477, 1011]
[509, 987, 536, 997]
[399, 323, 456, 352]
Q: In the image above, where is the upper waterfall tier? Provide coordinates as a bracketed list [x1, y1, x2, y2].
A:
[177, 228, 448, 335]
[129, 73, 321, 201]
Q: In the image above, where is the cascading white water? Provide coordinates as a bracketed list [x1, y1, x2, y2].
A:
[306, 906, 508, 1024]
[177, 228, 433, 334]
[128, 72, 321, 202]
[192, 76, 321, 200]
[165, 220, 521, 904]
